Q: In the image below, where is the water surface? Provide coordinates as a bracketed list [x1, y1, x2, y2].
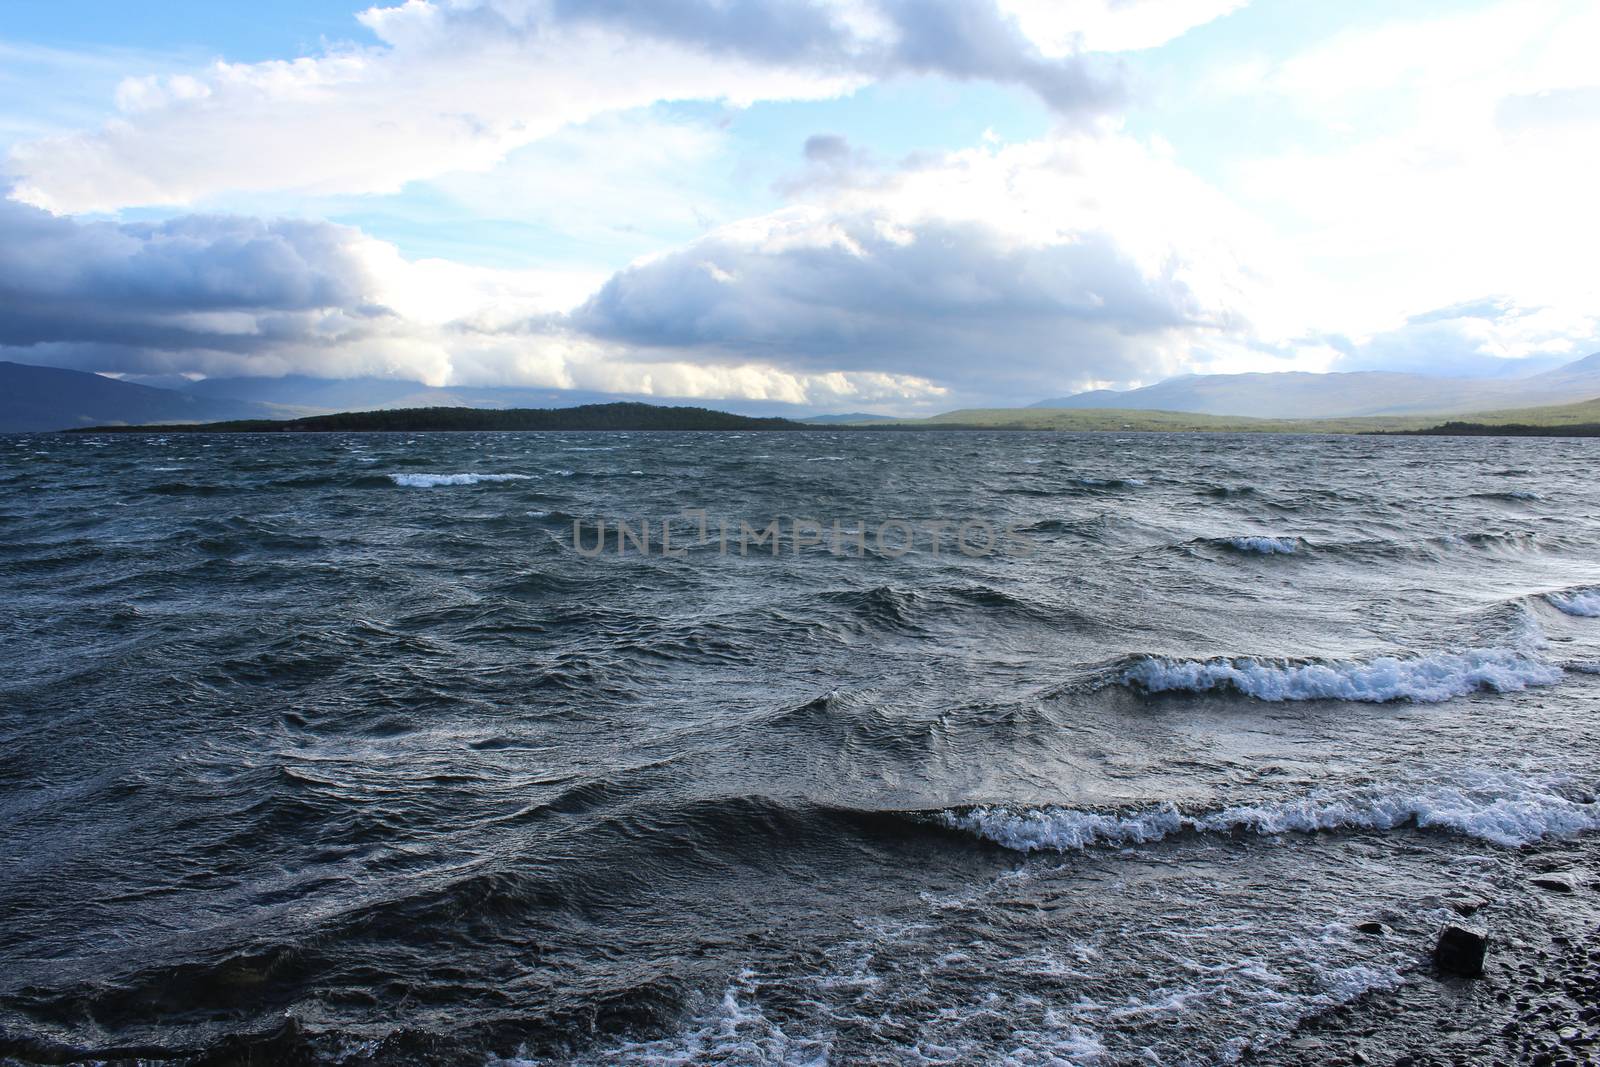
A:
[2, 430, 1598, 1064]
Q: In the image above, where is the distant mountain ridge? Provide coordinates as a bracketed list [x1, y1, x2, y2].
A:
[69, 403, 809, 433]
[9, 352, 1600, 433]
[0, 362, 274, 432]
[0, 363, 818, 431]
[171, 375, 816, 420]
[1032, 353, 1600, 418]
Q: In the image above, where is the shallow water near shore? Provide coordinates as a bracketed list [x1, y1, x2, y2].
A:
[2, 430, 1598, 1065]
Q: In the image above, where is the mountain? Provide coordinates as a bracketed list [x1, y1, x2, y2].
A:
[71, 403, 810, 433]
[173, 375, 822, 420]
[800, 412, 900, 424]
[2, 362, 830, 431]
[1032, 353, 1600, 418]
[0, 362, 273, 432]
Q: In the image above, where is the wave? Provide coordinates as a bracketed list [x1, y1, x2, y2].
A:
[1224, 535, 1299, 554]
[389, 472, 533, 487]
[1115, 648, 1562, 703]
[1191, 535, 1301, 555]
[1470, 490, 1540, 503]
[1546, 587, 1600, 617]
[1432, 530, 1542, 554]
[939, 771, 1600, 852]
[551, 967, 833, 1067]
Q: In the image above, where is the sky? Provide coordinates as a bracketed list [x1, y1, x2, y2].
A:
[1, 0, 1598, 413]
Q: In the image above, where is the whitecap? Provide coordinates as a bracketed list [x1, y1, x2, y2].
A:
[1118, 648, 1560, 703]
[1547, 587, 1600, 617]
[520, 968, 832, 1066]
[1222, 536, 1298, 554]
[389, 473, 533, 487]
[940, 770, 1600, 852]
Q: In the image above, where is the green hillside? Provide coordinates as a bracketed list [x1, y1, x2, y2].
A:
[849, 394, 1600, 434]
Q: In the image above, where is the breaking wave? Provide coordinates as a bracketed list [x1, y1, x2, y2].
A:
[389, 473, 533, 487]
[1547, 587, 1600, 617]
[1200, 535, 1301, 555]
[1116, 648, 1561, 703]
[940, 771, 1600, 853]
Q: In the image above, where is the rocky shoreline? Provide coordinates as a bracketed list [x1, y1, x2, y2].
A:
[1250, 834, 1599, 1067]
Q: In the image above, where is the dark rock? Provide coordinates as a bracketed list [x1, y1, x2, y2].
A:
[1532, 877, 1575, 893]
[1355, 920, 1386, 935]
[1435, 924, 1489, 977]
[1449, 899, 1486, 916]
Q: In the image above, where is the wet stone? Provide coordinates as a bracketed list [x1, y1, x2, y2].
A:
[1435, 924, 1489, 978]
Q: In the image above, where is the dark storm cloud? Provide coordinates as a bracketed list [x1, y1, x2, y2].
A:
[571, 211, 1210, 401]
[0, 197, 386, 372]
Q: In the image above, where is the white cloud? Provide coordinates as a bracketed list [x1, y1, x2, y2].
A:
[0, 195, 943, 405]
[3, 0, 1159, 214]
[7, 0, 1593, 409]
[422, 111, 738, 255]
[571, 130, 1300, 403]
[1329, 298, 1600, 377]
[1228, 0, 1600, 338]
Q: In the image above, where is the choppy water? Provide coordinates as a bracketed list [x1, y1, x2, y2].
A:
[2, 430, 1598, 1065]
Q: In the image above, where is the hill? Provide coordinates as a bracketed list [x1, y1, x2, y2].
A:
[67, 403, 809, 433]
[169, 374, 818, 420]
[0, 361, 271, 432]
[848, 393, 1600, 435]
[800, 412, 900, 424]
[1031, 353, 1600, 419]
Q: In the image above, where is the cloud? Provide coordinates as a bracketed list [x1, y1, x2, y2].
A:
[13, 114, 1581, 410]
[803, 133, 852, 162]
[1328, 299, 1600, 378]
[0, 196, 941, 406]
[2, 0, 1172, 214]
[0, 127, 1285, 408]
[0, 198, 377, 357]
[996, 0, 1250, 54]
[1226, 0, 1600, 336]
[572, 132, 1289, 404]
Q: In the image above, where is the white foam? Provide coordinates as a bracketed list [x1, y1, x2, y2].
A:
[940, 770, 1600, 852]
[1547, 588, 1600, 617]
[1224, 536, 1298, 554]
[1314, 962, 1404, 1004]
[389, 473, 532, 487]
[1000, 1014, 1108, 1066]
[1119, 648, 1561, 703]
[516, 968, 831, 1067]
